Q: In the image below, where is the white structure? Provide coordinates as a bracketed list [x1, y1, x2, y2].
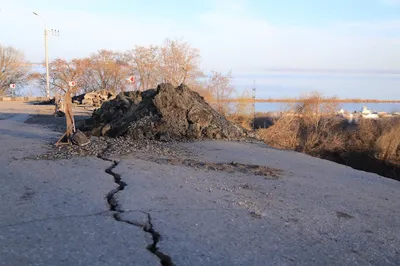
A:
[361, 106, 372, 115]
[337, 109, 355, 123]
[361, 106, 379, 119]
[337, 109, 345, 115]
[362, 113, 379, 119]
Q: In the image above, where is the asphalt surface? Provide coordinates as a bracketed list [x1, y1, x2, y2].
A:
[0, 112, 157, 266]
[0, 105, 399, 266]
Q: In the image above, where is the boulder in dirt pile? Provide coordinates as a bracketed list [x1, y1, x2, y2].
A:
[81, 83, 249, 141]
[71, 130, 90, 146]
[73, 90, 115, 107]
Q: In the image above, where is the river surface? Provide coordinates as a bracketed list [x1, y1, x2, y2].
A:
[232, 71, 400, 113]
[255, 102, 400, 113]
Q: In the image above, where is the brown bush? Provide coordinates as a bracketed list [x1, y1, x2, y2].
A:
[347, 119, 381, 152]
[347, 118, 399, 159]
[376, 119, 400, 163]
[257, 115, 300, 150]
[257, 92, 344, 154]
[228, 114, 253, 131]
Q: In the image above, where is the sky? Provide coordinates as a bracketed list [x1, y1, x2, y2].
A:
[0, 0, 399, 99]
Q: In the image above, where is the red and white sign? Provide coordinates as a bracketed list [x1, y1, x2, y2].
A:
[127, 76, 135, 83]
[9, 84, 16, 89]
[68, 81, 76, 87]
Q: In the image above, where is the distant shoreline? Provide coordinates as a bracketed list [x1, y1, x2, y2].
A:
[222, 99, 400, 103]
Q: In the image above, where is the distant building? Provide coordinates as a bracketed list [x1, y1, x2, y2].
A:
[361, 106, 372, 115]
[361, 106, 379, 119]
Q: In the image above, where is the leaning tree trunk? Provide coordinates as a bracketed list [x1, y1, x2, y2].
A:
[64, 91, 75, 139]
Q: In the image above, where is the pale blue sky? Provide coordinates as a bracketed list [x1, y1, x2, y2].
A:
[1, 0, 399, 71]
[9, 0, 400, 23]
[1, 0, 400, 98]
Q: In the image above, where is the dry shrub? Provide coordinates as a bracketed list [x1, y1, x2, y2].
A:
[228, 114, 253, 130]
[257, 115, 300, 150]
[376, 119, 400, 162]
[349, 119, 382, 151]
[295, 92, 339, 127]
[227, 88, 254, 130]
[257, 92, 344, 154]
[301, 118, 344, 154]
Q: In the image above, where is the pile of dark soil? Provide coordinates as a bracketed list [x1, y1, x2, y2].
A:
[35, 98, 55, 105]
[80, 83, 250, 141]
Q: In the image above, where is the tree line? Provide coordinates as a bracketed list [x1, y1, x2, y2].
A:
[0, 39, 238, 114]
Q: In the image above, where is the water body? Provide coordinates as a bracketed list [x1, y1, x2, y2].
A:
[232, 71, 400, 113]
[255, 102, 400, 113]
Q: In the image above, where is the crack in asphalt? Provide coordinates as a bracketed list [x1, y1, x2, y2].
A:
[97, 146, 174, 266]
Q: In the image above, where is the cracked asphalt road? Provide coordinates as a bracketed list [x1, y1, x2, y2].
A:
[0, 103, 399, 265]
[0, 108, 158, 266]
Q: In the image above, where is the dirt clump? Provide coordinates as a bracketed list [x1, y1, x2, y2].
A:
[151, 158, 282, 178]
[80, 83, 249, 141]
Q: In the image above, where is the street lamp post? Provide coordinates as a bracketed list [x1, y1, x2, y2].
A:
[33, 12, 50, 98]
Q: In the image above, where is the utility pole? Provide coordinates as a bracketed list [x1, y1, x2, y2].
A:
[44, 27, 49, 98]
[33, 12, 59, 98]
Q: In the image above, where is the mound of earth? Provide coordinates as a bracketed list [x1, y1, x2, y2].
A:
[80, 83, 249, 141]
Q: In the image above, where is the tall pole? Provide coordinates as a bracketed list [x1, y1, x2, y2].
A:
[33, 12, 50, 98]
[44, 28, 50, 98]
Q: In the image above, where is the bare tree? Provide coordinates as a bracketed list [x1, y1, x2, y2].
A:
[45, 58, 82, 93]
[73, 58, 94, 94]
[37, 51, 130, 96]
[125, 39, 204, 90]
[30, 40, 219, 99]
[206, 71, 235, 115]
[125, 46, 160, 91]
[87, 50, 129, 93]
[0, 44, 30, 96]
[159, 39, 204, 87]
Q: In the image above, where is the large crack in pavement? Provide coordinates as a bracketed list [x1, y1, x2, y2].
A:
[98, 146, 174, 266]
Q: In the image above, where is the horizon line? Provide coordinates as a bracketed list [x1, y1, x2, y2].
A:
[237, 68, 400, 75]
